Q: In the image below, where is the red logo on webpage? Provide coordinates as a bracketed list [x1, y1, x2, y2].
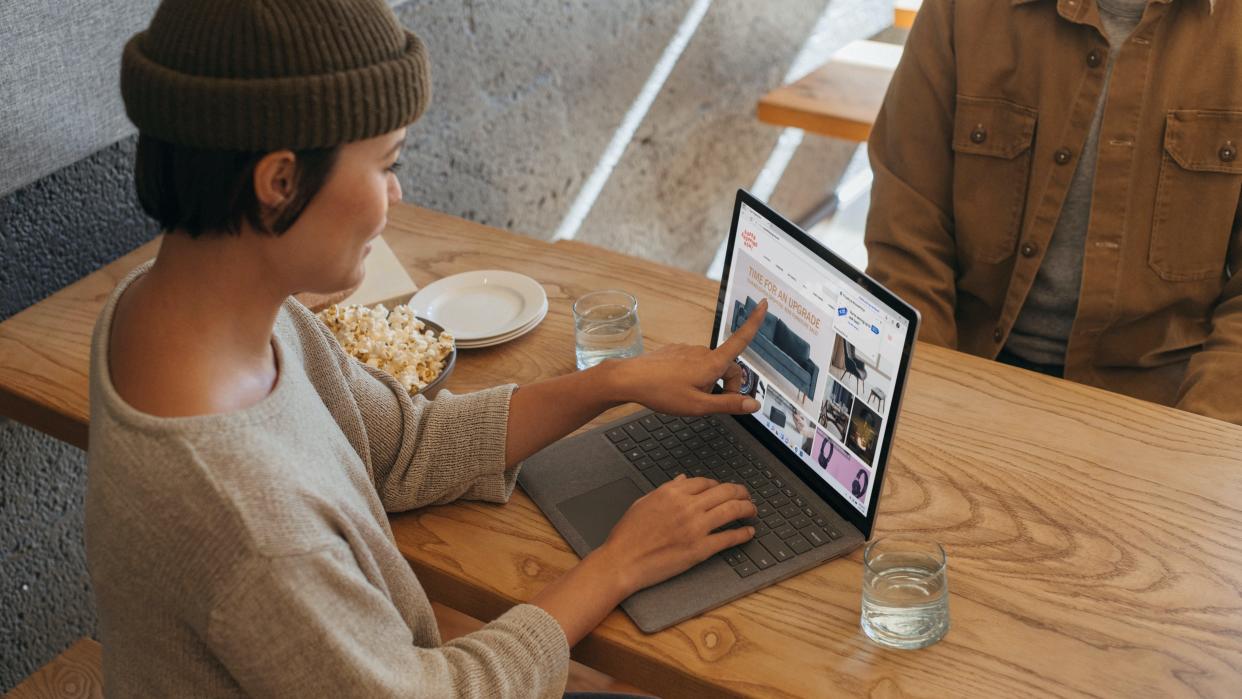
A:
[741, 229, 758, 250]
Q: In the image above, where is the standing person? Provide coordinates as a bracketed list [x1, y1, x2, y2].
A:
[88, 0, 767, 695]
[865, 0, 1242, 424]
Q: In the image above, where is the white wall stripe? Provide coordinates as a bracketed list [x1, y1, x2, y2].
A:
[706, 3, 843, 280]
[552, 0, 715, 242]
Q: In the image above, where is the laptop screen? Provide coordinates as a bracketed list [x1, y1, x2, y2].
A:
[712, 192, 917, 526]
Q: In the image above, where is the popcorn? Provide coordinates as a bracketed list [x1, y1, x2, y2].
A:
[317, 303, 454, 395]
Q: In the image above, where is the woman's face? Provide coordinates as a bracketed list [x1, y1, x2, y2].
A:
[268, 128, 406, 295]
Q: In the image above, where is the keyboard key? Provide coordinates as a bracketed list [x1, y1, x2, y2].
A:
[760, 468, 774, 478]
[634, 457, 655, 470]
[624, 422, 650, 441]
[648, 470, 671, 487]
[640, 440, 661, 452]
[733, 561, 758, 577]
[738, 465, 757, 479]
[670, 446, 690, 458]
[789, 514, 811, 530]
[792, 496, 807, 508]
[741, 540, 776, 569]
[657, 413, 679, 424]
[647, 448, 670, 461]
[758, 534, 794, 562]
[660, 437, 680, 450]
[803, 528, 828, 547]
[802, 507, 816, 518]
[779, 504, 800, 519]
[640, 415, 662, 431]
[825, 526, 842, 540]
[762, 513, 785, 528]
[751, 521, 770, 537]
[757, 484, 778, 499]
[813, 515, 830, 528]
[755, 502, 774, 518]
[683, 436, 705, 449]
[691, 421, 711, 433]
[616, 439, 636, 452]
[787, 535, 812, 555]
[625, 449, 645, 462]
[606, 428, 627, 443]
[768, 495, 790, 509]
[723, 548, 745, 566]
[689, 465, 710, 478]
[781, 487, 796, 498]
[775, 525, 799, 540]
[651, 428, 671, 441]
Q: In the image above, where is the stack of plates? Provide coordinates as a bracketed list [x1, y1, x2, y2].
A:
[408, 270, 547, 349]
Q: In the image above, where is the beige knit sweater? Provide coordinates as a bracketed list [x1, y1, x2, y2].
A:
[85, 262, 569, 697]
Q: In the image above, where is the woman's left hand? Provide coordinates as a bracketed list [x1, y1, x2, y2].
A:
[603, 298, 769, 416]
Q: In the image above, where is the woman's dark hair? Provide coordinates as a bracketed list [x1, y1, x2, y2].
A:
[134, 134, 340, 238]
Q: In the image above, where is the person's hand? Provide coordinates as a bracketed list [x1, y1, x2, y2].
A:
[593, 476, 756, 596]
[603, 298, 769, 416]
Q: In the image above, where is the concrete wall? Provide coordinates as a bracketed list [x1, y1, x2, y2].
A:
[0, 0, 889, 688]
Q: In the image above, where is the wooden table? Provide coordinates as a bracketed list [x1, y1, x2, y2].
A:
[3, 203, 1242, 697]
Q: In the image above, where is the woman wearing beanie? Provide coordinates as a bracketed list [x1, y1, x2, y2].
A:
[86, 1, 766, 696]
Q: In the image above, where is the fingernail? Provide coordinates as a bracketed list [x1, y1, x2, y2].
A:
[742, 398, 760, 412]
[747, 527, 756, 536]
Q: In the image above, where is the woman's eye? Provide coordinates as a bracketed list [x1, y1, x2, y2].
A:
[386, 160, 404, 174]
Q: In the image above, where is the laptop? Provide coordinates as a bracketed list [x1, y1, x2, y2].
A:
[518, 189, 921, 633]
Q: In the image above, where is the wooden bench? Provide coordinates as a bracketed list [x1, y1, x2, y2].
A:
[5, 609, 647, 697]
[757, 39, 903, 142]
[894, 0, 921, 29]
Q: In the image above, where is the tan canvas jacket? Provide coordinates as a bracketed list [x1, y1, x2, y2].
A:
[865, 0, 1242, 424]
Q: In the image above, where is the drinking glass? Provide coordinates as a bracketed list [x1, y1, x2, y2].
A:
[573, 290, 644, 370]
[860, 536, 949, 650]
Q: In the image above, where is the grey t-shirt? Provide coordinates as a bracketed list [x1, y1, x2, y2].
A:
[1005, 0, 1148, 366]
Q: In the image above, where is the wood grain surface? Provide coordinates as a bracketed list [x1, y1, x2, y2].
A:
[2, 203, 1241, 697]
[757, 59, 895, 142]
[6, 638, 104, 699]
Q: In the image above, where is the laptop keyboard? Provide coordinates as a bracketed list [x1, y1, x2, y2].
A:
[605, 413, 844, 578]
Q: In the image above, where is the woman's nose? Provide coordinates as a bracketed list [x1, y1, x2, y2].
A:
[388, 173, 402, 204]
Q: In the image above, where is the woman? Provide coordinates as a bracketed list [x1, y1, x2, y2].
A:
[86, 0, 766, 696]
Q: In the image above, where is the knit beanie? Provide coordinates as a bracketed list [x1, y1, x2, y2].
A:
[120, 0, 431, 151]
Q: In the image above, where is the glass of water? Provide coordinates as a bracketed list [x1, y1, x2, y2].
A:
[573, 290, 644, 370]
[860, 536, 949, 650]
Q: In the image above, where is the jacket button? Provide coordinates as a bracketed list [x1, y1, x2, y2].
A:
[993, 328, 1004, 342]
[1021, 242, 1038, 258]
[1086, 49, 1103, 68]
[970, 124, 987, 144]
[1221, 142, 1237, 163]
[1054, 148, 1073, 165]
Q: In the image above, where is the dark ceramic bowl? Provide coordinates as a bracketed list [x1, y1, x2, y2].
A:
[414, 317, 456, 399]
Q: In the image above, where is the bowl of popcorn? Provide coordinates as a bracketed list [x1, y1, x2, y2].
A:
[317, 303, 456, 399]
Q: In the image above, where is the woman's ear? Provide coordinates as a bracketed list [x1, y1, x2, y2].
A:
[253, 150, 298, 210]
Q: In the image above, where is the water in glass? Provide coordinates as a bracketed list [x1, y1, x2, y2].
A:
[574, 293, 643, 370]
[860, 538, 949, 650]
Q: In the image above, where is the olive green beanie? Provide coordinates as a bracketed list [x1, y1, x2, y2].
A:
[121, 0, 431, 151]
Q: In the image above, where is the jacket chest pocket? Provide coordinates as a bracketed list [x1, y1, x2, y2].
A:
[951, 96, 1038, 263]
[1150, 110, 1242, 282]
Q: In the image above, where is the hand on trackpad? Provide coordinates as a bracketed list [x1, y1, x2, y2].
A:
[556, 478, 645, 549]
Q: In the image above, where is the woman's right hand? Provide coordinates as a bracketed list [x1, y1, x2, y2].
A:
[596, 475, 757, 596]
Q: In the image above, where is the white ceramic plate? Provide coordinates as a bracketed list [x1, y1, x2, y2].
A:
[409, 270, 547, 342]
[455, 300, 547, 348]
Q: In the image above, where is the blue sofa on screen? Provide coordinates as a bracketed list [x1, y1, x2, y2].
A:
[731, 297, 819, 401]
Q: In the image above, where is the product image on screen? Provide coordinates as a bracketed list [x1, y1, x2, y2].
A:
[717, 203, 908, 516]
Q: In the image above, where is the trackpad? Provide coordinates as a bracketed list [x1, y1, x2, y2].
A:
[556, 478, 645, 549]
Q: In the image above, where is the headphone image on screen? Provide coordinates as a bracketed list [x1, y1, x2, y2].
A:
[817, 437, 834, 469]
[851, 468, 869, 498]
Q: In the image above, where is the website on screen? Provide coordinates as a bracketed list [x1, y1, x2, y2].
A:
[718, 203, 909, 516]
